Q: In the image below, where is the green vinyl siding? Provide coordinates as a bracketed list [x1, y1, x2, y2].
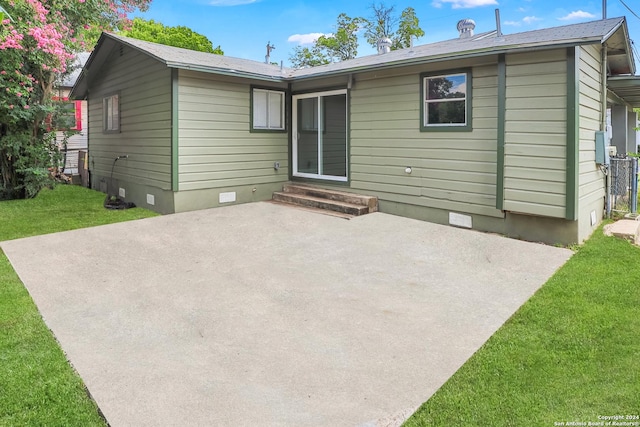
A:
[177, 70, 289, 191]
[88, 46, 172, 189]
[350, 63, 503, 218]
[577, 44, 606, 239]
[503, 49, 567, 218]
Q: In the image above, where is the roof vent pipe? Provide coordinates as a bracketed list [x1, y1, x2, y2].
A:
[457, 19, 476, 39]
[265, 41, 275, 64]
[495, 9, 502, 37]
[377, 37, 392, 54]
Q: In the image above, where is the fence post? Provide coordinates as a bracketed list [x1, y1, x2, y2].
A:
[631, 157, 638, 214]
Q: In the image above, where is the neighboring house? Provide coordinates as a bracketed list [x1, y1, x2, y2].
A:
[71, 17, 640, 245]
[55, 52, 90, 175]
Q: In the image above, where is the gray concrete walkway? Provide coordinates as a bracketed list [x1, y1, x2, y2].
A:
[1, 202, 572, 426]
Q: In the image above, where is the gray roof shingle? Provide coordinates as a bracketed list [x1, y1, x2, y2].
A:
[110, 17, 626, 80]
[107, 34, 289, 80]
[290, 17, 627, 79]
[72, 16, 631, 98]
[59, 52, 91, 87]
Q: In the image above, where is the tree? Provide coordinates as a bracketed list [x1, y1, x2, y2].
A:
[290, 44, 330, 68]
[0, 0, 150, 199]
[364, 3, 397, 48]
[121, 18, 223, 54]
[364, 3, 424, 51]
[290, 13, 365, 68]
[289, 5, 424, 69]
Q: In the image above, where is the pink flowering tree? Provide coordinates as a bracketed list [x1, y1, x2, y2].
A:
[0, 0, 150, 199]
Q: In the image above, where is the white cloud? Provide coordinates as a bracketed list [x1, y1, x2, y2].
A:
[503, 20, 521, 27]
[522, 15, 541, 24]
[558, 10, 596, 21]
[287, 33, 326, 45]
[431, 0, 498, 9]
[452, 82, 467, 94]
[209, 0, 258, 6]
[517, 7, 527, 12]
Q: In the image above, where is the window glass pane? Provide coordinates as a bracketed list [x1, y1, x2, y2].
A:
[112, 95, 119, 130]
[427, 74, 466, 100]
[427, 100, 466, 125]
[300, 97, 318, 131]
[105, 98, 113, 130]
[59, 102, 76, 129]
[253, 90, 268, 128]
[268, 91, 283, 129]
[297, 98, 318, 174]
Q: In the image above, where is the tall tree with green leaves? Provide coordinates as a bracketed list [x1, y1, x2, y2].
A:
[364, 3, 424, 51]
[121, 18, 223, 54]
[290, 13, 365, 68]
[0, 0, 150, 200]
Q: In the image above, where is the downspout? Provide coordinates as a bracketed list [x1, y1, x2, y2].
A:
[171, 69, 179, 193]
[601, 44, 611, 216]
[566, 47, 579, 221]
[601, 45, 608, 133]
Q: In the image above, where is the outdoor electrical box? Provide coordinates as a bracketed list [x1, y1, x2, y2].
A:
[595, 131, 609, 165]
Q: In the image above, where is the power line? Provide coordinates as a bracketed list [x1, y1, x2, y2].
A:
[631, 39, 640, 66]
[619, 0, 640, 21]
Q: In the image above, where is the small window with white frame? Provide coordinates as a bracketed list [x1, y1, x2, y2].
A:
[252, 88, 285, 131]
[421, 71, 471, 131]
[103, 94, 120, 133]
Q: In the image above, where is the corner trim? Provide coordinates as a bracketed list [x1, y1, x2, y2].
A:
[171, 68, 179, 192]
[496, 54, 506, 210]
[565, 46, 579, 221]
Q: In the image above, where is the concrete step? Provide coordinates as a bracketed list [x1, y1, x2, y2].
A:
[281, 184, 378, 213]
[272, 191, 370, 216]
[266, 200, 354, 219]
[603, 219, 640, 245]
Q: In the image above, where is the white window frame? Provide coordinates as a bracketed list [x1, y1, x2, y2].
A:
[252, 88, 285, 131]
[103, 94, 120, 133]
[292, 89, 348, 182]
[422, 71, 470, 130]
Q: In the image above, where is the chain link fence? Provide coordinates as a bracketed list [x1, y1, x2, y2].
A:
[608, 156, 639, 216]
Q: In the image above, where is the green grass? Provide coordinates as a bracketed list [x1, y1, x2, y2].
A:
[0, 184, 157, 241]
[404, 227, 640, 426]
[0, 185, 157, 426]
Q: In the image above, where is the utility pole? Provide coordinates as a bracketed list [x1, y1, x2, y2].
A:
[603, 0, 606, 19]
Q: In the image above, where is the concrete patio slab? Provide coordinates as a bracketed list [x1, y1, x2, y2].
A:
[1, 202, 572, 426]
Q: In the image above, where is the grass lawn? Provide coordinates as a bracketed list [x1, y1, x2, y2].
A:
[0, 185, 157, 425]
[404, 227, 640, 426]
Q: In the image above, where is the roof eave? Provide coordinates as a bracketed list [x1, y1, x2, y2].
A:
[165, 62, 287, 82]
[602, 17, 635, 75]
[608, 75, 640, 108]
[70, 33, 117, 99]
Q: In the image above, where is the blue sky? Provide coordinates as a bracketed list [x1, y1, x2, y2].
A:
[133, 0, 640, 68]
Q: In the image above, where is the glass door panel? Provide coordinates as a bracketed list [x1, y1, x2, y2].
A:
[293, 90, 347, 181]
[322, 94, 347, 178]
[297, 97, 319, 174]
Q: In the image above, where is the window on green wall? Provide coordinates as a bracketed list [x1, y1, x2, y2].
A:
[103, 94, 120, 133]
[252, 88, 285, 131]
[420, 70, 471, 131]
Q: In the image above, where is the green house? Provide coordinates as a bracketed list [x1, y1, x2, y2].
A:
[71, 17, 640, 245]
